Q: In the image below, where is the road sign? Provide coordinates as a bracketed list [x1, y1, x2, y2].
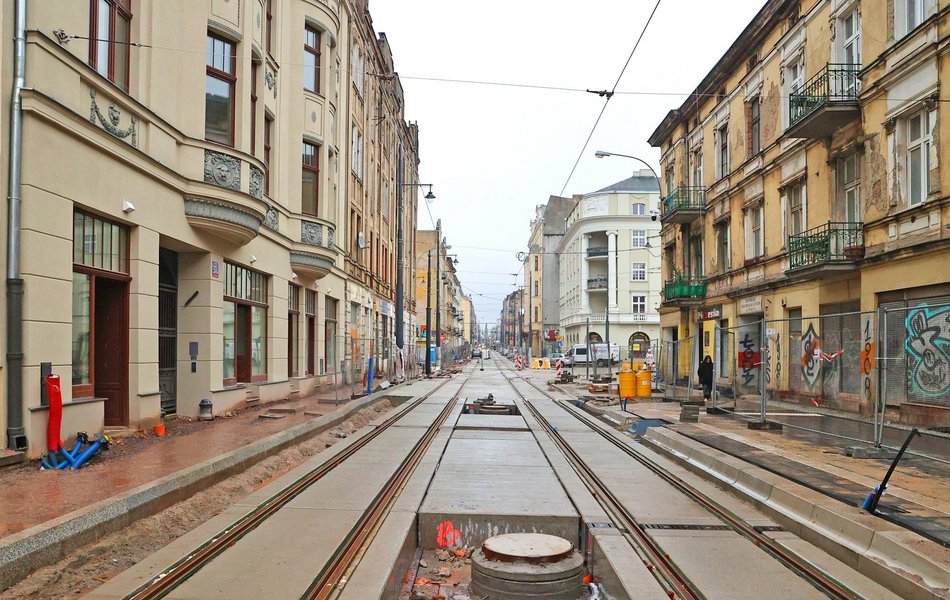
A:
[556, 341, 562, 347]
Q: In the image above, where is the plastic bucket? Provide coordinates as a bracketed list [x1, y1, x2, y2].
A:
[618, 370, 637, 398]
[153, 424, 166, 437]
[636, 370, 652, 398]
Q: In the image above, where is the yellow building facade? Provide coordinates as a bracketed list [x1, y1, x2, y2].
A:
[649, 0, 950, 427]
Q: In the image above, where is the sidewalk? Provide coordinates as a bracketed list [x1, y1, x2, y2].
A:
[0, 383, 381, 538]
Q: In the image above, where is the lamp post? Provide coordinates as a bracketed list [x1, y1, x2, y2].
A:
[594, 150, 661, 186]
[397, 181, 434, 364]
[425, 250, 432, 377]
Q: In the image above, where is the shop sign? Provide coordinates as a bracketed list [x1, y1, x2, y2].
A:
[211, 260, 219, 279]
[380, 300, 392, 316]
[738, 295, 763, 315]
[697, 305, 722, 322]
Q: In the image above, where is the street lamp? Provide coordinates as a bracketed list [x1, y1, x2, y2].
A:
[594, 150, 661, 186]
[396, 182, 435, 364]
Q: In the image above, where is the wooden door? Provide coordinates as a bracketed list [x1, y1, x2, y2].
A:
[235, 304, 251, 383]
[307, 316, 315, 375]
[95, 277, 129, 426]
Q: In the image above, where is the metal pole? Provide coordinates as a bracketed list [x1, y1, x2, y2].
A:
[759, 319, 767, 423]
[877, 307, 887, 446]
[435, 221, 442, 362]
[6, 0, 27, 451]
[425, 251, 432, 377]
[711, 326, 719, 410]
[395, 148, 405, 352]
[605, 308, 612, 381]
[585, 318, 590, 381]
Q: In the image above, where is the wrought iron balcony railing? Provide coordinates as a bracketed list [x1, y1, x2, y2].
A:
[787, 221, 864, 271]
[662, 277, 706, 301]
[661, 186, 706, 219]
[788, 64, 861, 128]
[586, 276, 608, 290]
[587, 246, 608, 258]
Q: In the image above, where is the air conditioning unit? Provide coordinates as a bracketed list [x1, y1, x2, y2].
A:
[357, 231, 367, 249]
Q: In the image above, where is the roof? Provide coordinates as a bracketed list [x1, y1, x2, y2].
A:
[590, 174, 660, 195]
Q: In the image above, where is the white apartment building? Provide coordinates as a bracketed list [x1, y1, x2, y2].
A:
[558, 171, 662, 361]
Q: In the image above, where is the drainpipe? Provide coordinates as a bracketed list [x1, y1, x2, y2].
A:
[6, 0, 27, 451]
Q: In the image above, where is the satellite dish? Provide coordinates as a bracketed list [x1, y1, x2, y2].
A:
[357, 231, 367, 249]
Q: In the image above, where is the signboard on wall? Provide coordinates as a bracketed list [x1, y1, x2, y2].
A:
[697, 305, 722, 322]
[211, 260, 220, 279]
[738, 295, 763, 315]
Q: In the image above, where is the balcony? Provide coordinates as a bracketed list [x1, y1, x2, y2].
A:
[586, 276, 608, 291]
[661, 186, 705, 224]
[786, 221, 864, 277]
[786, 64, 861, 138]
[587, 246, 608, 259]
[662, 276, 706, 306]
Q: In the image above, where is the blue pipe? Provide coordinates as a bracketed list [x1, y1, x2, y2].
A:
[41, 438, 83, 470]
[367, 357, 374, 395]
[68, 433, 109, 469]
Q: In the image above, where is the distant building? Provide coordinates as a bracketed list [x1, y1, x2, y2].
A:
[557, 172, 662, 361]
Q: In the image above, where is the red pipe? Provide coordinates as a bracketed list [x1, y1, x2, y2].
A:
[45, 374, 63, 452]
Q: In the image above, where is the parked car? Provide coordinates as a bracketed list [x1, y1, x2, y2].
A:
[472, 348, 483, 358]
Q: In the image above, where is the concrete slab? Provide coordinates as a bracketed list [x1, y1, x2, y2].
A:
[650, 530, 827, 600]
[164, 508, 365, 599]
[439, 438, 550, 468]
[418, 464, 578, 549]
[590, 531, 670, 600]
[455, 413, 529, 431]
[338, 510, 417, 600]
[449, 430, 536, 441]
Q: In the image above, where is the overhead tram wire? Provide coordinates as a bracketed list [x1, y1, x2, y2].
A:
[558, 0, 663, 197]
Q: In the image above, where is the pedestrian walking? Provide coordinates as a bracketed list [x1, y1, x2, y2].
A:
[698, 355, 714, 401]
[621, 395, 629, 412]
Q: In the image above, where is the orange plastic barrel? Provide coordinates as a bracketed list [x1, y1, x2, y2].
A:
[618, 370, 637, 398]
[636, 370, 652, 398]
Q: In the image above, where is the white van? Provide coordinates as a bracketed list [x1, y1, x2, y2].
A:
[563, 343, 621, 367]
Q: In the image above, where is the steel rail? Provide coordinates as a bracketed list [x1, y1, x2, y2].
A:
[121, 376, 458, 600]
[512, 371, 859, 600]
[302, 375, 468, 599]
[498, 368, 699, 600]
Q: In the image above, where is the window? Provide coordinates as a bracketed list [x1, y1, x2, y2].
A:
[749, 98, 761, 155]
[223, 262, 267, 384]
[665, 166, 675, 196]
[632, 229, 646, 248]
[716, 124, 729, 178]
[746, 205, 764, 259]
[840, 9, 861, 66]
[689, 235, 703, 277]
[691, 148, 703, 187]
[302, 141, 319, 215]
[784, 56, 805, 125]
[534, 255, 539, 271]
[304, 26, 321, 93]
[632, 203, 646, 216]
[533, 280, 539, 297]
[352, 45, 365, 96]
[324, 298, 337, 373]
[631, 262, 646, 281]
[250, 62, 259, 155]
[288, 283, 300, 377]
[907, 109, 932, 206]
[787, 182, 805, 236]
[265, 0, 273, 54]
[264, 114, 273, 194]
[631, 295, 647, 314]
[715, 221, 730, 271]
[90, 0, 132, 91]
[902, 0, 926, 36]
[206, 34, 236, 146]
[838, 154, 861, 221]
[351, 125, 364, 178]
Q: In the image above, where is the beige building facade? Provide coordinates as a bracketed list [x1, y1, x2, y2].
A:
[557, 173, 662, 361]
[1, 0, 422, 456]
[649, 0, 950, 427]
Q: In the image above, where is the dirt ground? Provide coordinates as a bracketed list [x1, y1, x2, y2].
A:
[0, 400, 391, 600]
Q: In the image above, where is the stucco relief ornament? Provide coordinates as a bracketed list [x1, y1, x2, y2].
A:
[327, 227, 333, 249]
[265, 70, 277, 98]
[249, 165, 264, 199]
[89, 89, 137, 147]
[301, 221, 323, 246]
[264, 206, 278, 230]
[203, 150, 241, 190]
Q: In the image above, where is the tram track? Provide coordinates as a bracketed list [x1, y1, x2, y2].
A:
[499, 360, 859, 600]
[120, 374, 468, 600]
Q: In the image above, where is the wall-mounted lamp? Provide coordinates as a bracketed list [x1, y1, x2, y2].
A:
[250, 255, 257, 264]
[122, 200, 136, 214]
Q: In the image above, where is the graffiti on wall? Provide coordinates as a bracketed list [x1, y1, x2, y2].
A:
[861, 313, 875, 408]
[801, 323, 821, 389]
[904, 305, 950, 397]
[738, 333, 759, 387]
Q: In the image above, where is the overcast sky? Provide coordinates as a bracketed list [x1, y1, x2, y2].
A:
[371, 0, 767, 326]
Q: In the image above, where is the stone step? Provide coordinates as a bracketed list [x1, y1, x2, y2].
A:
[258, 413, 286, 420]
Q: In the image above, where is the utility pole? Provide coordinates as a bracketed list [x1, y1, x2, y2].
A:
[425, 250, 432, 377]
[395, 147, 405, 355]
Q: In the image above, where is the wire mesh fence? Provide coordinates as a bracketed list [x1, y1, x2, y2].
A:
[651, 304, 950, 462]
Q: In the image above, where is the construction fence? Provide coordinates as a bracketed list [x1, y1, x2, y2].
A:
[654, 302, 950, 459]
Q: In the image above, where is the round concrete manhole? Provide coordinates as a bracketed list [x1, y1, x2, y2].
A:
[472, 534, 584, 600]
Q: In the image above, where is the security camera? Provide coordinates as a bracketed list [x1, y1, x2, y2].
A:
[651, 214, 657, 222]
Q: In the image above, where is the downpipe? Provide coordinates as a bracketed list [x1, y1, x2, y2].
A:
[6, 0, 28, 451]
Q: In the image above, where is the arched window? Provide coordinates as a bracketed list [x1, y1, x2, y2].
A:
[629, 332, 650, 359]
